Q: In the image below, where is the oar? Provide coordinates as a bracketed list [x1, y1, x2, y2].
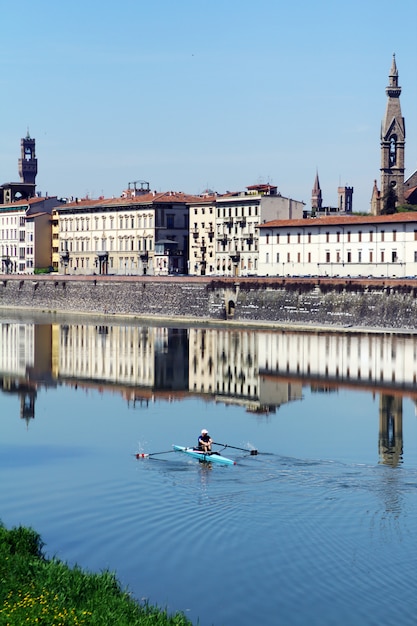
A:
[213, 442, 258, 455]
[134, 450, 175, 459]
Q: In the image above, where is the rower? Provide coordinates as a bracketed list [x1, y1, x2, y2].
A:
[198, 429, 212, 452]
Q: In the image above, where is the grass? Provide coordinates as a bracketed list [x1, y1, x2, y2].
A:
[0, 523, 194, 625]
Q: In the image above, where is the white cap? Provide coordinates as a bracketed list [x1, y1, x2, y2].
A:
[201, 429, 208, 435]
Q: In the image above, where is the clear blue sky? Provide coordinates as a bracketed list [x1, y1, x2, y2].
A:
[1, 0, 416, 212]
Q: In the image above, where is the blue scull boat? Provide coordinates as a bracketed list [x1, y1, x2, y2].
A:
[173, 445, 236, 466]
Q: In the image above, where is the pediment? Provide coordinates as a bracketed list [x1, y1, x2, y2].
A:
[382, 117, 405, 141]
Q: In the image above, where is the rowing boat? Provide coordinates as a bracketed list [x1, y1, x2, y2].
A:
[172, 445, 236, 466]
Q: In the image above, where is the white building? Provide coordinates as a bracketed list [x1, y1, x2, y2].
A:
[0, 197, 60, 274]
[54, 191, 200, 276]
[258, 213, 417, 278]
[189, 185, 305, 276]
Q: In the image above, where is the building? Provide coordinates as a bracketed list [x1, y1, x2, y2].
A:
[371, 55, 417, 213]
[311, 171, 353, 216]
[0, 197, 61, 274]
[53, 191, 201, 275]
[0, 132, 38, 204]
[189, 184, 305, 276]
[258, 212, 417, 279]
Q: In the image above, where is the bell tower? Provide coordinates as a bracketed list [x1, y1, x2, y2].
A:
[18, 131, 38, 185]
[311, 171, 322, 211]
[380, 55, 405, 209]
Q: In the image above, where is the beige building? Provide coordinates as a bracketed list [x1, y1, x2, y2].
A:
[53, 191, 200, 275]
[259, 212, 417, 278]
[189, 184, 305, 276]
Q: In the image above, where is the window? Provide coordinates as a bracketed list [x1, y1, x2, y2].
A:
[297, 252, 301, 263]
[308, 232, 311, 243]
[326, 232, 330, 243]
[392, 250, 397, 262]
[287, 233, 290, 244]
[347, 231, 351, 242]
[358, 250, 362, 263]
[276, 253, 280, 263]
[381, 230, 385, 242]
[308, 252, 311, 263]
[370, 231, 373, 242]
[370, 250, 373, 263]
[297, 233, 301, 243]
[393, 230, 397, 242]
[358, 231, 362, 242]
[326, 251, 330, 263]
[276, 234, 280, 244]
[347, 251, 351, 263]
[381, 250, 385, 262]
[287, 252, 290, 262]
[266, 234, 269, 244]
[167, 214, 175, 228]
[336, 232, 340, 243]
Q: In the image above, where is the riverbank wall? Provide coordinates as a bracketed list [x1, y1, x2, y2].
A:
[1, 274, 417, 331]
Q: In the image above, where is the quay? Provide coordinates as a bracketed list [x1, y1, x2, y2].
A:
[1, 274, 417, 332]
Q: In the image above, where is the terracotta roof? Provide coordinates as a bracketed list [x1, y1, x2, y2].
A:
[260, 212, 417, 229]
[0, 196, 57, 208]
[26, 212, 48, 218]
[60, 191, 204, 209]
[404, 186, 417, 201]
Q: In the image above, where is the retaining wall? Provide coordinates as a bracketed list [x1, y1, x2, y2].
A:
[1, 275, 417, 330]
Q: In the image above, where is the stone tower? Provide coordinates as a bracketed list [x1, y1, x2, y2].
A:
[311, 171, 322, 211]
[18, 131, 38, 185]
[380, 54, 405, 209]
[337, 186, 353, 213]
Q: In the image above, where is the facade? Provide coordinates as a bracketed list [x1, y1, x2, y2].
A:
[54, 191, 200, 275]
[258, 212, 417, 278]
[188, 194, 217, 275]
[189, 185, 305, 276]
[0, 197, 59, 274]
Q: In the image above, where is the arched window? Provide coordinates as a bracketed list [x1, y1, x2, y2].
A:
[389, 135, 397, 166]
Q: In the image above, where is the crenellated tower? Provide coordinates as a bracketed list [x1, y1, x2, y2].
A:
[18, 131, 38, 186]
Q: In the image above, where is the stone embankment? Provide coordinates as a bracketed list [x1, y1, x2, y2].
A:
[1, 274, 417, 331]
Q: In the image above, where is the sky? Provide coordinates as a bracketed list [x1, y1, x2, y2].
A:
[1, 0, 416, 212]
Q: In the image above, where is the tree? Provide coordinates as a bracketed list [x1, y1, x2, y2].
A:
[381, 186, 397, 214]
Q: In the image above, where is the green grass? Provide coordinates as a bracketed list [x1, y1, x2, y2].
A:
[0, 523, 194, 625]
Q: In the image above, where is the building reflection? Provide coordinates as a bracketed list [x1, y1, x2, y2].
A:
[379, 395, 403, 467]
[0, 320, 416, 462]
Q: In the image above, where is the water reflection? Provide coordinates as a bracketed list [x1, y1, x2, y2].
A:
[2, 318, 417, 465]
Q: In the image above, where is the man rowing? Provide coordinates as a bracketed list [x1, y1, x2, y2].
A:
[198, 429, 212, 452]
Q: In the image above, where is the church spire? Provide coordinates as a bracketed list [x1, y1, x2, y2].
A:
[379, 54, 405, 210]
[311, 170, 322, 211]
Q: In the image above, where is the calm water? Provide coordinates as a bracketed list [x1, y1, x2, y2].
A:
[1, 317, 417, 626]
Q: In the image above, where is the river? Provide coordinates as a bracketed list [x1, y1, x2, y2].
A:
[1, 315, 417, 625]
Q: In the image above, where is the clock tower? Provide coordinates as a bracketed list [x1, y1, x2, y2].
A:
[380, 55, 405, 209]
[18, 131, 38, 185]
